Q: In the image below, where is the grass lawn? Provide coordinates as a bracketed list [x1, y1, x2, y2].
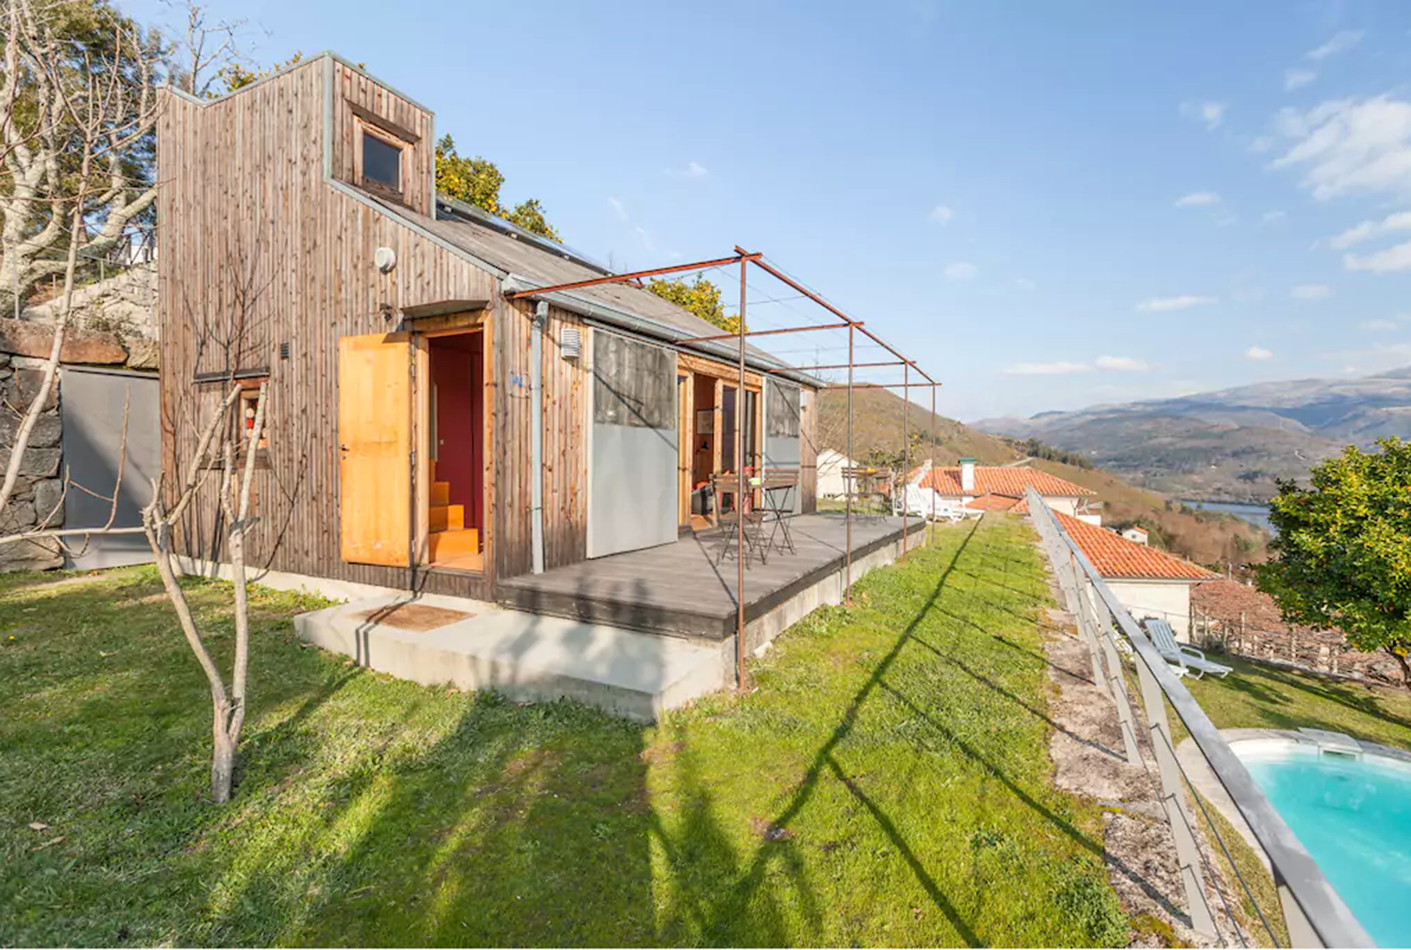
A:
[1185, 656, 1411, 752]
[0, 518, 1127, 947]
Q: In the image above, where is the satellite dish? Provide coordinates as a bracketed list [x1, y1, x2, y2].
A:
[374, 246, 397, 274]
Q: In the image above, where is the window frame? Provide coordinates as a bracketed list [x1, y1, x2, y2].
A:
[356, 119, 407, 201]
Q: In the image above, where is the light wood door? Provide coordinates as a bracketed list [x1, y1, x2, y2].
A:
[339, 333, 413, 566]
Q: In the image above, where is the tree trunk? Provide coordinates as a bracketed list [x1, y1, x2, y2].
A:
[1388, 648, 1411, 691]
[211, 696, 235, 804]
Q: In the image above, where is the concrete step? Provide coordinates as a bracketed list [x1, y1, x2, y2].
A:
[293, 593, 728, 722]
[431, 481, 451, 506]
[429, 527, 478, 558]
[430, 504, 465, 532]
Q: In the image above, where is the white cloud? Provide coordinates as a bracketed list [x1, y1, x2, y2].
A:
[1262, 210, 1287, 223]
[943, 261, 978, 280]
[607, 196, 628, 221]
[665, 160, 709, 179]
[1014, 277, 1036, 290]
[1174, 191, 1221, 207]
[1004, 361, 1091, 376]
[1272, 96, 1411, 201]
[1328, 210, 1411, 249]
[1344, 239, 1411, 273]
[1285, 68, 1318, 91]
[1136, 294, 1218, 312]
[1307, 30, 1363, 61]
[930, 204, 954, 224]
[1004, 355, 1151, 375]
[633, 226, 656, 252]
[1094, 355, 1150, 372]
[1245, 345, 1275, 361]
[1360, 318, 1399, 331]
[1290, 282, 1333, 299]
[1181, 100, 1227, 130]
[1249, 135, 1277, 153]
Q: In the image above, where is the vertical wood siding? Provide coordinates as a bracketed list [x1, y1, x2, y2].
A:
[491, 300, 589, 579]
[157, 58, 495, 598]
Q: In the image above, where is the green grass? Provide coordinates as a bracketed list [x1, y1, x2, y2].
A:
[1185, 656, 1411, 752]
[0, 518, 1127, 947]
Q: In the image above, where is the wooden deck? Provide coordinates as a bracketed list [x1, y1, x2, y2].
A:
[496, 514, 926, 639]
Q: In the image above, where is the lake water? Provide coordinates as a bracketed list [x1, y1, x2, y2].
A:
[1179, 499, 1274, 533]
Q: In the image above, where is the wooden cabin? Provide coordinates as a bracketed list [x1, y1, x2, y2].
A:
[156, 53, 818, 601]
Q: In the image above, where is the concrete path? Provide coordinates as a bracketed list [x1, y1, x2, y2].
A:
[294, 592, 728, 722]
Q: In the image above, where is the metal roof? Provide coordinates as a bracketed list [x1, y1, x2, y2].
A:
[359, 190, 821, 387]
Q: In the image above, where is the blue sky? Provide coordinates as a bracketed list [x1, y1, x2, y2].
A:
[127, 0, 1411, 421]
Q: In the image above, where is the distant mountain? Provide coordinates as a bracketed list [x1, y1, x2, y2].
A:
[977, 367, 1411, 501]
[812, 388, 1271, 569]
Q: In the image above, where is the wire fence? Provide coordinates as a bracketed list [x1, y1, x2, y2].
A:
[1026, 488, 1373, 949]
[1191, 610, 1405, 686]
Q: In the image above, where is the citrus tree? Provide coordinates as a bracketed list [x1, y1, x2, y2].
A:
[1257, 438, 1411, 687]
[434, 135, 560, 241]
[645, 273, 739, 333]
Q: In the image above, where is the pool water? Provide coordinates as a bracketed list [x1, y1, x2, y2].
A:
[1239, 742, 1411, 947]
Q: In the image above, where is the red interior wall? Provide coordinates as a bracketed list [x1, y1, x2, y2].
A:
[469, 332, 483, 531]
[430, 333, 483, 529]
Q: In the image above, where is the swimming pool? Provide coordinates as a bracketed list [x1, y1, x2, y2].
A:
[1236, 738, 1411, 947]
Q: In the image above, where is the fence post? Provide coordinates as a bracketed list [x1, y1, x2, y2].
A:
[1094, 607, 1143, 767]
[1135, 658, 1218, 938]
[1068, 553, 1110, 695]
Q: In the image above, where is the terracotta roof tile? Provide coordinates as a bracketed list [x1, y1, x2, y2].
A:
[963, 493, 1027, 512]
[1055, 511, 1216, 581]
[919, 466, 1094, 498]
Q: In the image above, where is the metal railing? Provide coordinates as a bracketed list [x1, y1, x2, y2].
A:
[1025, 488, 1373, 949]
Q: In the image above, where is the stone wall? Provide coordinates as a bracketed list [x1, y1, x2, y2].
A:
[0, 352, 64, 570]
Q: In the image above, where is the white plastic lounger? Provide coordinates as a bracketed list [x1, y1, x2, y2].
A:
[1144, 618, 1232, 679]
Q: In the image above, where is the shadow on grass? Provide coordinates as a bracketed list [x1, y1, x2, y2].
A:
[695, 518, 988, 947]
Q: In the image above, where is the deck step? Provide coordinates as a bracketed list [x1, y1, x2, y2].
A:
[431, 481, 451, 506]
[429, 527, 479, 559]
[430, 504, 465, 532]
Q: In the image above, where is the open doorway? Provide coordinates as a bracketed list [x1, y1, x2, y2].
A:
[427, 330, 484, 571]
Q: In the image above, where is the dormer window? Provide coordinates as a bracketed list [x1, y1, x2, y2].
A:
[359, 124, 403, 197]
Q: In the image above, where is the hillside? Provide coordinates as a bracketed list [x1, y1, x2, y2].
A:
[815, 388, 1017, 465]
[978, 367, 1411, 501]
[814, 388, 1268, 570]
[1026, 459, 1270, 568]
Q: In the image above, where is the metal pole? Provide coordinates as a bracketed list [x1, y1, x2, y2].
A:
[845, 320, 854, 603]
[901, 360, 909, 562]
[736, 256, 748, 689]
[929, 383, 936, 543]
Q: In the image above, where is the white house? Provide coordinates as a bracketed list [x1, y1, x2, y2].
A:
[1056, 511, 1214, 641]
[1120, 526, 1150, 545]
[816, 448, 855, 499]
[909, 457, 1099, 521]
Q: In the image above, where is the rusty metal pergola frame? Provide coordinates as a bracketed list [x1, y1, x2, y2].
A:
[505, 246, 941, 689]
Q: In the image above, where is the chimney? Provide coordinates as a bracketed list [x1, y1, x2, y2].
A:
[959, 457, 976, 493]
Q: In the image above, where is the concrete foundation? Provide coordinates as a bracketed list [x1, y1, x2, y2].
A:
[293, 521, 921, 721]
[294, 592, 727, 722]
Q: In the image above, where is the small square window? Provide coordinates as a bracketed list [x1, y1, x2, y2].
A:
[239, 387, 269, 452]
[361, 128, 402, 194]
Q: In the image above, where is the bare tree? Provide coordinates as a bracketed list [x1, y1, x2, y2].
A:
[142, 382, 265, 803]
[0, 0, 162, 537]
[164, 0, 251, 99]
[0, 0, 164, 310]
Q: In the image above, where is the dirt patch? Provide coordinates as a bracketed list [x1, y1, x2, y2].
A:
[355, 602, 471, 632]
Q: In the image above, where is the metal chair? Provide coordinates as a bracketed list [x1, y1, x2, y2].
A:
[711, 473, 768, 566]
